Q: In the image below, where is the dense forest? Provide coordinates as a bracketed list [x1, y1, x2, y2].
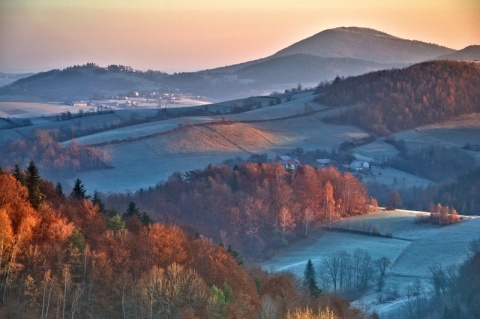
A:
[434, 168, 480, 214]
[104, 163, 376, 260]
[0, 165, 370, 319]
[386, 145, 477, 183]
[315, 60, 480, 135]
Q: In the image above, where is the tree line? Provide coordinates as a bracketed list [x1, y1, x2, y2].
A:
[315, 60, 480, 135]
[0, 165, 373, 319]
[3, 129, 109, 176]
[104, 163, 376, 260]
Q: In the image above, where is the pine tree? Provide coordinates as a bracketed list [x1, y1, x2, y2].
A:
[92, 191, 106, 214]
[303, 259, 321, 297]
[71, 178, 87, 200]
[140, 212, 153, 226]
[123, 201, 140, 219]
[56, 182, 65, 197]
[26, 161, 45, 208]
[12, 163, 26, 186]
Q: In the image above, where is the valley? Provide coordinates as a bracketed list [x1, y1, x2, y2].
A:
[1, 24, 479, 319]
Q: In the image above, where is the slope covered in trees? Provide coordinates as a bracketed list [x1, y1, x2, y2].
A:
[0, 166, 371, 319]
[434, 168, 480, 215]
[104, 163, 375, 259]
[315, 60, 480, 135]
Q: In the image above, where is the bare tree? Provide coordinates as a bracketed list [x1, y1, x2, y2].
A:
[375, 256, 391, 276]
[138, 263, 208, 319]
[322, 252, 341, 292]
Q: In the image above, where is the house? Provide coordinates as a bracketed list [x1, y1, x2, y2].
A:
[316, 159, 332, 168]
[278, 155, 300, 172]
[349, 160, 370, 171]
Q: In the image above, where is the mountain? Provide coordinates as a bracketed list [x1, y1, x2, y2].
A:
[273, 27, 455, 63]
[234, 54, 399, 85]
[438, 45, 480, 61]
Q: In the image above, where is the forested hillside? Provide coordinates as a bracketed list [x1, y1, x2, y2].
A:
[104, 163, 375, 259]
[435, 168, 480, 214]
[0, 166, 368, 319]
[315, 61, 480, 135]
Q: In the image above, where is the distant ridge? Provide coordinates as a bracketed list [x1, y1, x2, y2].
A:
[437, 45, 480, 61]
[273, 27, 454, 63]
[2, 27, 475, 102]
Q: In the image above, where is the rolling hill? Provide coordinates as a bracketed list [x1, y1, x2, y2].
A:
[315, 60, 480, 135]
[438, 45, 480, 61]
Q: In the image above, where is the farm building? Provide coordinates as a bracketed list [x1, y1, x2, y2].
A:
[349, 160, 370, 171]
[278, 155, 300, 172]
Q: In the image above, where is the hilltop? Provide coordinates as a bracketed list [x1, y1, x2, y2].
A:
[438, 45, 480, 60]
[273, 27, 454, 63]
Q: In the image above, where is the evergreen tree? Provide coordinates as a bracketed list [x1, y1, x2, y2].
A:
[71, 178, 87, 200]
[227, 245, 244, 266]
[26, 161, 45, 208]
[107, 214, 125, 236]
[92, 191, 106, 214]
[140, 212, 153, 226]
[12, 163, 26, 186]
[230, 171, 240, 192]
[123, 201, 140, 219]
[303, 259, 321, 297]
[55, 182, 65, 198]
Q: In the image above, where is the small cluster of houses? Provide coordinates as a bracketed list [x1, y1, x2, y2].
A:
[277, 155, 370, 173]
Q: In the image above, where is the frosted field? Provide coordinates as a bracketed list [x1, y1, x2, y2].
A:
[0, 102, 80, 118]
[261, 231, 411, 277]
[261, 210, 480, 318]
[66, 147, 247, 193]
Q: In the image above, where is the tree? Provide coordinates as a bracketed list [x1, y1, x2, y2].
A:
[375, 256, 391, 276]
[388, 189, 402, 210]
[323, 253, 341, 292]
[107, 215, 125, 236]
[324, 181, 335, 222]
[12, 164, 26, 186]
[303, 259, 321, 297]
[277, 206, 295, 244]
[26, 160, 45, 208]
[71, 178, 86, 200]
[91, 191, 106, 214]
[56, 182, 65, 197]
[138, 263, 208, 319]
[123, 201, 140, 219]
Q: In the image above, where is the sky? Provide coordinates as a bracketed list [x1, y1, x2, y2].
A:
[0, 0, 479, 73]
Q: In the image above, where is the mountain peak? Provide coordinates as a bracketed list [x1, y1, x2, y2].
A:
[273, 26, 454, 63]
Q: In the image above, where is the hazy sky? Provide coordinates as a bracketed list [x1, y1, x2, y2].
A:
[1, 0, 479, 73]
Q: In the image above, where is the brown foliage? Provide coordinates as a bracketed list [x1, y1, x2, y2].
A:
[105, 164, 371, 259]
[316, 60, 480, 135]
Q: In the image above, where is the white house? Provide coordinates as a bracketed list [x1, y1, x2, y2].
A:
[349, 160, 370, 171]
